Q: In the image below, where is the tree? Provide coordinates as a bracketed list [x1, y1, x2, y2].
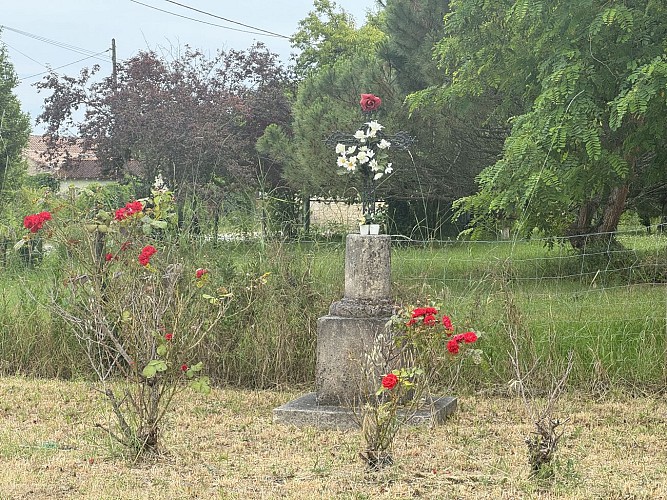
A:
[0, 38, 30, 200]
[428, 0, 667, 243]
[36, 43, 292, 230]
[290, 0, 384, 78]
[380, 0, 507, 236]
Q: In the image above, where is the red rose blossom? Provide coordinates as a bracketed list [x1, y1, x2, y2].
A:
[195, 268, 209, 279]
[446, 339, 460, 354]
[180, 364, 188, 372]
[423, 314, 437, 326]
[165, 333, 173, 341]
[138, 245, 157, 266]
[411, 307, 438, 318]
[105, 253, 113, 262]
[382, 373, 399, 390]
[462, 331, 478, 344]
[360, 93, 382, 112]
[114, 201, 143, 221]
[442, 315, 453, 331]
[23, 211, 52, 233]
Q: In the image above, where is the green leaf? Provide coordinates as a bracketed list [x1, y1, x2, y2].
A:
[190, 361, 203, 373]
[152, 360, 167, 372]
[150, 220, 168, 229]
[190, 376, 211, 395]
[202, 294, 219, 305]
[142, 223, 152, 235]
[142, 364, 157, 378]
[143, 359, 167, 378]
[157, 344, 167, 357]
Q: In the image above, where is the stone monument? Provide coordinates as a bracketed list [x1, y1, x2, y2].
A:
[273, 233, 456, 429]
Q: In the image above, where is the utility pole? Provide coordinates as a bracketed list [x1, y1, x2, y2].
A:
[111, 38, 117, 88]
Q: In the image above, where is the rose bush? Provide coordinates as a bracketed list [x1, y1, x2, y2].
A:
[45, 179, 230, 456]
[359, 303, 481, 470]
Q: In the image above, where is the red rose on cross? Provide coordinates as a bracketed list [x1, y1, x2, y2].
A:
[360, 93, 382, 112]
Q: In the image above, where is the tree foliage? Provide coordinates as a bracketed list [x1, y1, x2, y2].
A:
[36, 44, 292, 194]
[290, 0, 384, 78]
[431, 0, 667, 241]
[0, 39, 30, 199]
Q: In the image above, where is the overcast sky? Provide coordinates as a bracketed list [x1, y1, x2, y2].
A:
[1, 0, 377, 132]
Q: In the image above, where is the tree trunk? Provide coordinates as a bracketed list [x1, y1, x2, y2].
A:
[598, 184, 629, 234]
[567, 200, 597, 249]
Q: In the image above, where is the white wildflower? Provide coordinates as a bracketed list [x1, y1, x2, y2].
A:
[378, 139, 391, 149]
[335, 143, 346, 155]
[344, 157, 358, 171]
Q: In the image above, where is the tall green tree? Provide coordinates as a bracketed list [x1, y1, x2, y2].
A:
[290, 0, 384, 78]
[380, 0, 506, 235]
[428, 0, 667, 242]
[0, 38, 30, 198]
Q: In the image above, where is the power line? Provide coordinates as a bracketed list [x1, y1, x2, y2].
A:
[161, 0, 289, 39]
[2, 41, 45, 68]
[129, 0, 287, 38]
[1, 25, 111, 63]
[19, 50, 111, 82]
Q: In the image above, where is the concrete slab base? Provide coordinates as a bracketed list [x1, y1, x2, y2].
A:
[273, 392, 457, 430]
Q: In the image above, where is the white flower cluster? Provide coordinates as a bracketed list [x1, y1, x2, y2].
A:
[336, 121, 393, 181]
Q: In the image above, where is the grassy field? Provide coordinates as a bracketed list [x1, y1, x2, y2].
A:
[0, 376, 665, 499]
[1, 232, 666, 389]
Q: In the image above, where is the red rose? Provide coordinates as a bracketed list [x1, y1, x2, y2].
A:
[180, 364, 188, 372]
[406, 318, 417, 327]
[442, 315, 453, 331]
[360, 93, 382, 112]
[105, 253, 113, 262]
[462, 331, 478, 344]
[23, 211, 52, 233]
[411, 306, 437, 318]
[114, 208, 128, 221]
[165, 333, 173, 341]
[423, 314, 437, 326]
[382, 373, 398, 390]
[138, 245, 157, 266]
[195, 268, 209, 279]
[446, 339, 460, 354]
[125, 201, 143, 214]
[114, 201, 143, 221]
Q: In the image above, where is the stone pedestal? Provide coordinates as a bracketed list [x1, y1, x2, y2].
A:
[273, 234, 457, 428]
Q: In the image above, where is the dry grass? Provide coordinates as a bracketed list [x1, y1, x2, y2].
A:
[0, 377, 666, 499]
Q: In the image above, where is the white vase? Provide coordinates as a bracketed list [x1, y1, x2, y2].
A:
[359, 224, 370, 235]
[369, 224, 380, 235]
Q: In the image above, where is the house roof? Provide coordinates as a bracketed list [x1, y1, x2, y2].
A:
[24, 135, 142, 180]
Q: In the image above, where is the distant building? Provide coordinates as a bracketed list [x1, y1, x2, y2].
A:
[24, 135, 142, 190]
